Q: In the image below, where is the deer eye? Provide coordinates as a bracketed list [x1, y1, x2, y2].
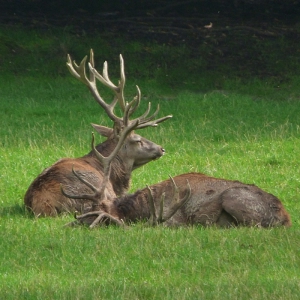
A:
[131, 135, 143, 146]
[134, 139, 143, 146]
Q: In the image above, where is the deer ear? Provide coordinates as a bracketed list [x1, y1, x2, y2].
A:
[91, 123, 113, 137]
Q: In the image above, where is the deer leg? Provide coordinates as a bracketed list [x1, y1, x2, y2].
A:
[220, 186, 268, 227]
[186, 196, 224, 227]
[215, 210, 238, 227]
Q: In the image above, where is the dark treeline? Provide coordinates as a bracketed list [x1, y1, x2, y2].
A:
[1, 0, 300, 20]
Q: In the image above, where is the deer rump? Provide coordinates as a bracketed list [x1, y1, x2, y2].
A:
[105, 172, 291, 228]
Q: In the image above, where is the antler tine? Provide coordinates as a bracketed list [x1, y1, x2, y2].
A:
[136, 101, 153, 122]
[146, 185, 157, 225]
[146, 177, 191, 226]
[89, 53, 126, 112]
[60, 165, 101, 203]
[118, 54, 126, 111]
[67, 50, 122, 123]
[163, 177, 191, 221]
[89, 49, 95, 82]
[127, 100, 172, 129]
[125, 85, 173, 129]
[135, 114, 173, 129]
[126, 87, 172, 129]
[126, 85, 141, 117]
[73, 210, 125, 228]
[122, 97, 139, 127]
[66, 54, 88, 84]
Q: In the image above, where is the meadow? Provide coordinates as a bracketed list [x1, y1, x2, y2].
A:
[0, 24, 300, 299]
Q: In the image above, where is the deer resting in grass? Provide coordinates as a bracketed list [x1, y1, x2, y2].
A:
[60, 134, 192, 228]
[62, 170, 291, 228]
[24, 50, 171, 217]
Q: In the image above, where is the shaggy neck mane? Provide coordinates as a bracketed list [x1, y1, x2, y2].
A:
[110, 156, 131, 196]
[113, 190, 150, 221]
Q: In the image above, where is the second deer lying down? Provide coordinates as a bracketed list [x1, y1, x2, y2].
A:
[62, 171, 291, 228]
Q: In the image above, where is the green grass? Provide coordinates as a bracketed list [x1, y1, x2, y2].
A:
[1, 224, 299, 299]
[0, 25, 300, 299]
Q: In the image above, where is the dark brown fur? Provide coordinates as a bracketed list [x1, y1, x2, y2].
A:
[95, 172, 291, 228]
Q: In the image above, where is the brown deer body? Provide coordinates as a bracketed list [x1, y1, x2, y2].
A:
[24, 50, 171, 217]
[68, 173, 291, 228]
[24, 131, 165, 216]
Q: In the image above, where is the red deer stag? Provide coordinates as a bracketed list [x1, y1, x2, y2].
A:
[62, 171, 291, 228]
[24, 50, 172, 217]
[61, 120, 191, 228]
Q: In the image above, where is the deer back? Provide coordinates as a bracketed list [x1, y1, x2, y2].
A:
[147, 173, 291, 227]
[105, 172, 291, 228]
[24, 157, 110, 216]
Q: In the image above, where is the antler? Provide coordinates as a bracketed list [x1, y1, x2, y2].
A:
[66, 49, 172, 129]
[65, 210, 125, 228]
[67, 50, 122, 122]
[62, 166, 125, 228]
[147, 176, 191, 226]
[61, 114, 139, 207]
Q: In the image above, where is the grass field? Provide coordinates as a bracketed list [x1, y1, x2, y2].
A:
[0, 24, 300, 299]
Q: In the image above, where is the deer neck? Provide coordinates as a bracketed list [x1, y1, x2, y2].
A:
[113, 190, 150, 222]
[109, 157, 132, 196]
[83, 141, 133, 196]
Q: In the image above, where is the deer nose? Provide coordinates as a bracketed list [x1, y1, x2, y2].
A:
[161, 148, 165, 155]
